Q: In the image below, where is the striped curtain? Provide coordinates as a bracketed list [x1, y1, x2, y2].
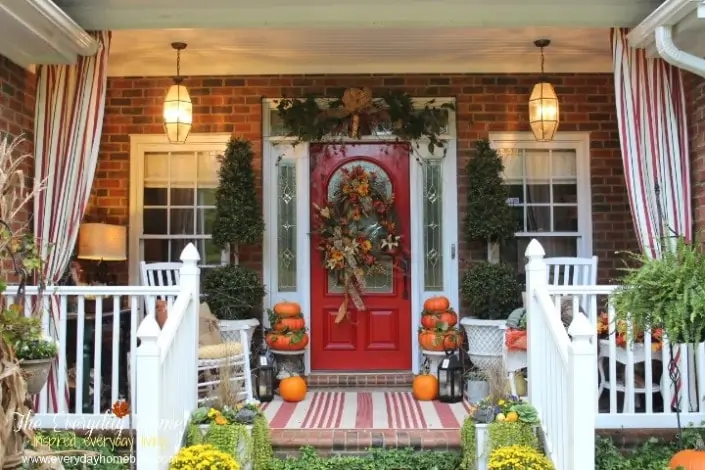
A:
[611, 28, 691, 410]
[33, 31, 111, 413]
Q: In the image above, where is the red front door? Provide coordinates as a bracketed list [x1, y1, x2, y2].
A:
[310, 144, 412, 371]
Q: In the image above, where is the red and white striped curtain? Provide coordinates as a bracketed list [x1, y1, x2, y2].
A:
[611, 28, 691, 254]
[611, 27, 692, 410]
[33, 31, 111, 413]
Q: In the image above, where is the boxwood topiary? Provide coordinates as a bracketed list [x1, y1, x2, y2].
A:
[203, 265, 266, 321]
[462, 262, 522, 320]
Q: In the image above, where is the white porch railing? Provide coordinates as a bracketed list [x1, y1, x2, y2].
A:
[525, 240, 596, 470]
[135, 244, 201, 469]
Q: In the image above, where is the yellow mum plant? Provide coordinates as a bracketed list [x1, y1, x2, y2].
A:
[488, 445, 554, 470]
[169, 444, 241, 470]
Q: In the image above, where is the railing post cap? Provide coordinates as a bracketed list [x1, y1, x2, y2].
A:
[525, 238, 546, 259]
[180, 243, 201, 263]
[137, 315, 161, 340]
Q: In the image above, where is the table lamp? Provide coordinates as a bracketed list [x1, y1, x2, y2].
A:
[77, 223, 127, 285]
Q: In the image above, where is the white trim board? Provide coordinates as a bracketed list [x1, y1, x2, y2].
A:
[262, 98, 459, 375]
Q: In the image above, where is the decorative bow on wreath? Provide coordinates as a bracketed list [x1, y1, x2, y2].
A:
[313, 164, 402, 323]
[327, 87, 381, 139]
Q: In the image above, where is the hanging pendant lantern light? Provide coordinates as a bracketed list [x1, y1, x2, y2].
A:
[529, 39, 559, 142]
[163, 42, 192, 143]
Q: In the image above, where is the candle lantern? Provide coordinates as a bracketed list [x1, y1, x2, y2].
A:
[257, 349, 275, 402]
[437, 349, 463, 403]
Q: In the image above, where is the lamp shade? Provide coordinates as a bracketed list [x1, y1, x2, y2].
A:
[529, 81, 559, 142]
[77, 223, 127, 261]
[163, 83, 192, 143]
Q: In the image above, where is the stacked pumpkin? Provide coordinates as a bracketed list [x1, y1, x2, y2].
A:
[265, 301, 310, 352]
[417, 295, 464, 352]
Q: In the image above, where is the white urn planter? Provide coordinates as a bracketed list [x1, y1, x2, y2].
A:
[219, 318, 260, 346]
[460, 317, 504, 370]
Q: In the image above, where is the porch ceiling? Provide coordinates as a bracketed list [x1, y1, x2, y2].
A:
[54, 0, 661, 30]
[108, 27, 614, 76]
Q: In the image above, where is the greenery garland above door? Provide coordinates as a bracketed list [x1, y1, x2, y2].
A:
[275, 88, 455, 155]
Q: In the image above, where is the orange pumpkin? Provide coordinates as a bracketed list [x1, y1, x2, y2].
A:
[272, 315, 306, 332]
[279, 376, 307, 402]
[273, 301, 302, 317]
[670, 447, 705, 469]
[423, 296, 450, 313]
[420, 310, 457, 329]
[266, 331, 309, 351]
[412, 373, 439, 401]
[418, 328, 463, 351]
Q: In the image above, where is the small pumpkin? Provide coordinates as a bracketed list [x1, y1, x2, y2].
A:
[423, 296, 450, 313]
[420, 310, 457, 329]
[272, 315, 306, 332]
[412, 364, 438, 401]
[266, 330, 309, 351]
[670, 437, 705, 469]
[418, 328, 464, 351]
[279, 376, 307, 402]
[273, 301, 302, 317]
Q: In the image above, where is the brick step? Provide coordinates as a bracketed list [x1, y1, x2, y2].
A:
[270, 428, 461, 458]
[306, 372, 414, 388]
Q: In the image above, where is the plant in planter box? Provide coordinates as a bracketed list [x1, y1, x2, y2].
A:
[460, 262, 522, 370]
[488, 445, 554, 470]
[203, 265, 266, 344]
[170, 444, 241, 470]
[612, 236, 705, 345]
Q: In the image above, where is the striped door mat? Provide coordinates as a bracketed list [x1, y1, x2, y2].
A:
[261, 391, 471, 430]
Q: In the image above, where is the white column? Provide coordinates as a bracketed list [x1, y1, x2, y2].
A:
[178, 243, 201, 414]
[567, 316, 597, 470]
[135, 316, 162, 469]
[524, 238, 547, 403]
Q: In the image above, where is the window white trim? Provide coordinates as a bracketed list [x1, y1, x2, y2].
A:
[488, 132, 593, 260]
[128, 133, 232, 284]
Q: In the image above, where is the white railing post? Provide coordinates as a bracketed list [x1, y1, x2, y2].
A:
[525, 238, 547, 402]
[567, 316, 597, 470]
[135, 316, 162, 469]
[179, 243, 201, 414]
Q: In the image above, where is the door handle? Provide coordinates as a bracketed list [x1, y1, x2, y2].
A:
[400, 254, 409, 300]
[451, 244, 456, 260]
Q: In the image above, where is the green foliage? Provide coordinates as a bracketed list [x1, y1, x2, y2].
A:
[204, 424, 251, 461]
[612, 236, 705, 343]
[464, 139, 518, 244]
[460, 416, 476, 469]
[212, 138, 265, 252]
[267, 446, 461, 470]
[204, 265, 266, 321]
[487, 421, 538, 451]
[0, 305, 57, 360]
[462, 263, 522, 319]
[23, 431, 130, 470]
[276, 93, 455, 155]
[252, 415, 273, 470]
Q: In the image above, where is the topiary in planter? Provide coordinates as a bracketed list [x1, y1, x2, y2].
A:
[204, 265, 266, 321]
[462, 262, 522, 320]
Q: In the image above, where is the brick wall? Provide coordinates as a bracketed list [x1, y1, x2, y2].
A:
[0, 56, 35, 279]
[91, 74, 638, 283]
[686, 72, 705, 233]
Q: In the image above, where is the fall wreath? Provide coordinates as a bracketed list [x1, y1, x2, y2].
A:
[314, 164, 401, 323]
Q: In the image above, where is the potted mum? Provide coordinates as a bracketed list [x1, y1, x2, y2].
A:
[1, 303, 58, 394]
[170, 444, 241, 470]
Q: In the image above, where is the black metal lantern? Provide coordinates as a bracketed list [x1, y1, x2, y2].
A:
[437, 350, 463, 403]
[257, 349, 275, 402]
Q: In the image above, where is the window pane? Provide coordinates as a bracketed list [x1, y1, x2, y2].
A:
[170, 152, 197, 187]
[269, 109, 289, 136]
[143, 239, 168, 262]
[507, 184, 523, 204]
[170, 188, 194, 206]
[525, 149, 551, 182]
[277, 163, 297, 292]
[553, 206, 579, 232]
[170, 209, 194, 235]
[198, 151, 220, 185]
[171, 239, 196, 262]
[197, 189, 216, 206]
[526, 184, 550, 204]
[500, 236, 578, 279]
[144, 188, 168, 206]
[196, 208, 216, 235]
[197, 239, 223, 265]
[143, 209, 167, 234]
[552, 149, 577, 180]
[527, 206, 550, 232]
[553, 184, 577, 204]
[501, 149, 523, 181]
[423, 161, 443, 290]
[144, 153, 169, 186]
